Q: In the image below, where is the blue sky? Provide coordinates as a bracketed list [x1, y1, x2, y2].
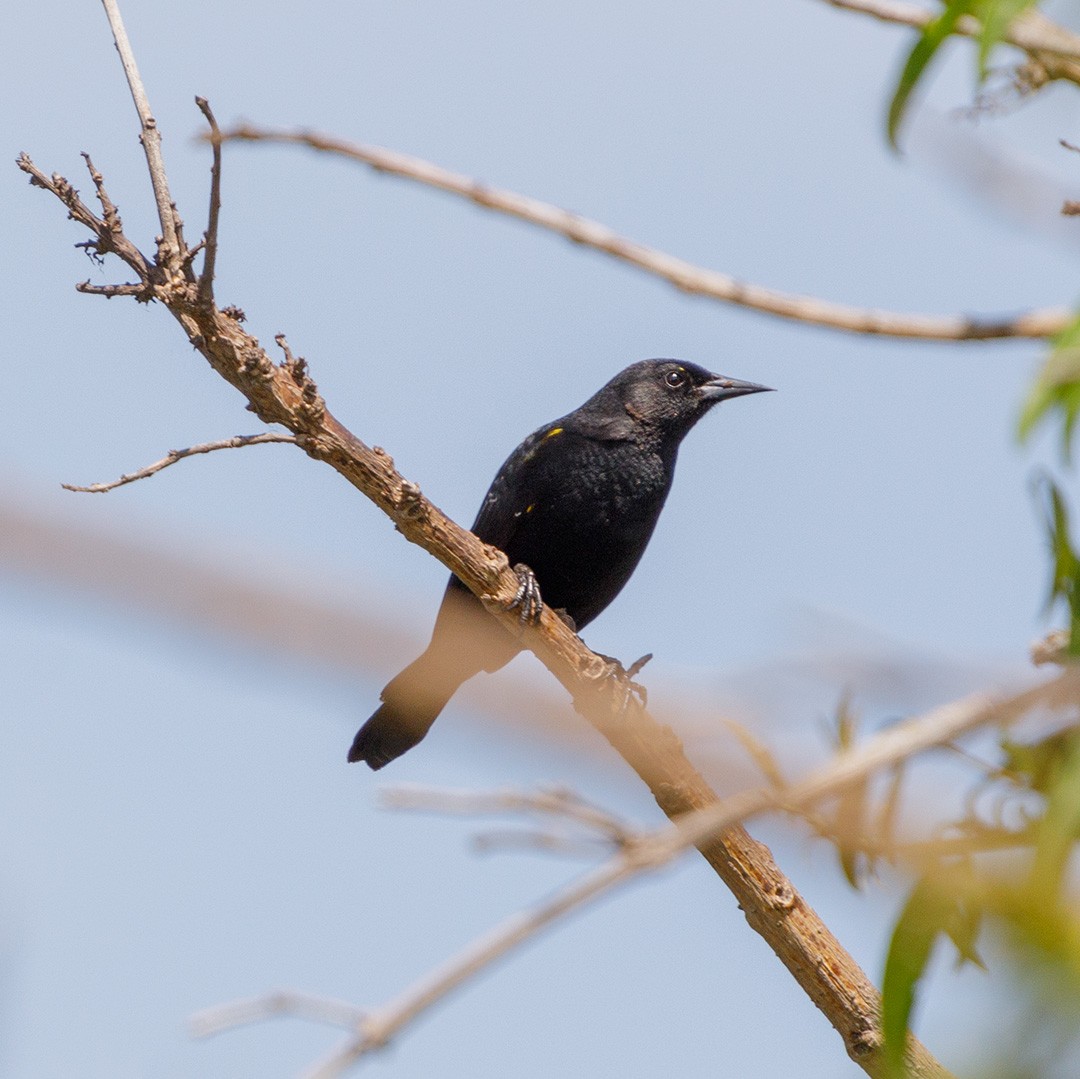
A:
[5, 3, 1080, 1076]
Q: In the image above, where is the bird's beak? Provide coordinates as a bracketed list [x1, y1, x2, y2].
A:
[699, 374, 774, 402]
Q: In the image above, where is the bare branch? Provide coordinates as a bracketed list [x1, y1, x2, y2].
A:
[75, 281, 148, 298]
[470, 829, 608, 858]
[99, 0, 183, 272]
[215, 126, 1070, 342]
[190, 990, 365, 1039]
[80, 152, 123, 241]
[199, 849, 652, 1078]
[17, 153, 149, 279]
[194, 97, 222, 304]
[380, 784, 634, 845]
[61, 432, 298, 493]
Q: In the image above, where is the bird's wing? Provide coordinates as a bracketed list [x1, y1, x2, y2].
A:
[468, 423, 571, 552]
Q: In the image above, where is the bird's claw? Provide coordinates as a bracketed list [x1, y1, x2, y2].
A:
[506, 563, 543, 627]
[597, 652, 652, 713]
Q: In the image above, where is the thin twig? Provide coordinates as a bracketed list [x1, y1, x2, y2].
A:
[61, 432, 298, 493]
[216, 125, 1070, 342]
[99, 0, 182, 271]
[190, 990, 365, 1039]
[380, 784, 634, 844]
[470, 829, 609, 858]
[671, 672, 1080, 860]
[195, 97, 222, 304]
[197, 848, 656, 1079]
[81, 153, 123, 246]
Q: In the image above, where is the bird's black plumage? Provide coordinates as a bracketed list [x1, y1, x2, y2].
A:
[348, 359, 771, 769]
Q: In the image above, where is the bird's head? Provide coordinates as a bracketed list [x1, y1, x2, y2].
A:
[599, 359, 772, 441]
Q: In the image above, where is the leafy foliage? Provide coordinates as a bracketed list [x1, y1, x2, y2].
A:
[880, 730, 1080, 1075]
[888, 0, 1040, 146]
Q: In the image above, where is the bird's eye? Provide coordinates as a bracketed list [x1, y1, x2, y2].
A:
[664, 369, 686, 389]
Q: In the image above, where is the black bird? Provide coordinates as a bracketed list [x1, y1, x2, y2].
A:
[349, 359, 771, 769]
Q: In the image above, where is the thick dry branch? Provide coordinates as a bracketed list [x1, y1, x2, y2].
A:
[61, 432, 298, 493]
[21, 137, 948, 1076]
[215, 126, 1069, 342]
[822, 0, 1080, 85]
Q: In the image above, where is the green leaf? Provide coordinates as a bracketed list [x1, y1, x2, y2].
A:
[875, 765, 905, 854]
[888, 1, 976, 149]
[944, 896, 987, 971]
[1018, 312, 1080, 460]
[824, 694, 870, 888]
[975, 0, 1038, 79]
[1031, 728, 1080, 893]
[1034, 477, 1080, 654]
[881, 878, 956, 1077]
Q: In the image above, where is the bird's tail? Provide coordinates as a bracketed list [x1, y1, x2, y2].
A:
[347, 652, 459, 769]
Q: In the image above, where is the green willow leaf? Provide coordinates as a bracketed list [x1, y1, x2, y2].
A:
[944, 895, 987, 971]
[1031, 729, 1080, 892]
[888, 1, 977, 148]
[881, 878, 956, 1077]
[1019, 312, 1080, 460]
[1035, 478, 1080, 655]
[976, 0, 1038, 78]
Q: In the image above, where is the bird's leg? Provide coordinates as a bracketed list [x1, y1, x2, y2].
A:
[506, 563, 543, 627]
[594, 651, 653, 713]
